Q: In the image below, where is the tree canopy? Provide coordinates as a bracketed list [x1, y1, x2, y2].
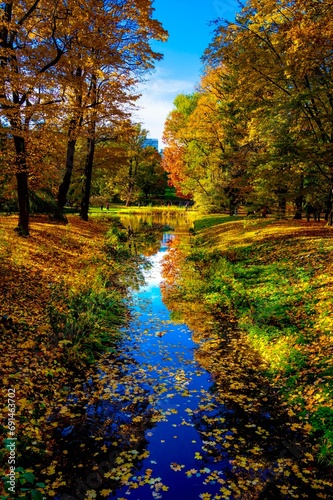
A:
[162, 0, 333, 218]
[0, 0, 167, 233]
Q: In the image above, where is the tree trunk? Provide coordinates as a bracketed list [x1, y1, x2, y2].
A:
[57, 138, 77, 210]
[80, 135, 95, 221]
[125, 158, 137, 207]
[293, 195, 303, 219]
[3, 5, 29, 235]
[278, 197, 287, 218]
[13, 135, 29, 236]
[326, 181, 333, 226]
[16, 171, 29, 236]
[293, 174, 304, 219]
[80, 73, 97, 221]
[325, 182, 333, 222]
[277, 187, 287, 219]
[57, 68, 83, 212]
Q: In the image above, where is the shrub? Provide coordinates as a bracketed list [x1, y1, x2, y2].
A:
[48, 286, 126, 367]
[30, 189, 60, 215]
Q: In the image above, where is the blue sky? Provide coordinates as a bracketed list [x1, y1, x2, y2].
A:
[135, 0, 239, 148]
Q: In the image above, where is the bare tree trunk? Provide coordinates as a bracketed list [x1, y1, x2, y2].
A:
[80, 134, 95, 221]
[325, 180, 333, 223]
[13, 135, 29, 236]
[80, 74, 97, 221]
[277, 187, 287, 219]
[293, 174, 304, 219]
[57, 137, 77, 211]
[57, 68, 83, 212]
[326, 181, 333, 226]
[125, 158, 136, 207]
[293, 195, 303, 219]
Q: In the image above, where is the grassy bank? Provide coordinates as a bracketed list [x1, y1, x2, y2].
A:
[0, 214, 147, 499]
[163, 216, 333, 472]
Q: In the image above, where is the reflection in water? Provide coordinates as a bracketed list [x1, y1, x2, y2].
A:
[108, 234, 230, 500]
[118, 212, 192, 235]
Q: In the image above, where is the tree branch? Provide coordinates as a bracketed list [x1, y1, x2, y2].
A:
[18, 0, 40, 26]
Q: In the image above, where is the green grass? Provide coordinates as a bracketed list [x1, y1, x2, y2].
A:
[164, 219, 333, 465]
[193, 215, 244, 231]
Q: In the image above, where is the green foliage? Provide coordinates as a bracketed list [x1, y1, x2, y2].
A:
[284, 349, 308, 375]
[0, 198, 17, 214]
[29, 190, 61, 216]
[164, 187, 177, 199]
[193, 216, 243, 231]
[1, 467, 46, 500]
[310, 407, 333, 435]
[310, 407, 333, 465]
[48, 285, 126, 366]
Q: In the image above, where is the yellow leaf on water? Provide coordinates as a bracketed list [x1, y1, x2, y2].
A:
[100, 490, 112, 497]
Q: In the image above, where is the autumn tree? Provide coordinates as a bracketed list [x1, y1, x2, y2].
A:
[106, 124, 164, 206]
[204, 0, 333, 218]
[55, 0, 168, 221]
[136, 145, 167, 199]
[0, 0, 167, 232]
[162, 93, 199, 199]
[162, 68, 250, 213]
[163, 0, 333, 217]
[0, 0, 84, 234]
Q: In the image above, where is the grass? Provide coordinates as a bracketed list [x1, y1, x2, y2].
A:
[166, 214, 333, 466]
[193, 215, 244, 231]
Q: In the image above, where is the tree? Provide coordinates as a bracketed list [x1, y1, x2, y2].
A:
[113, 124, 152, 206]
[57, 0, 168, 220]
[0, 0, 81, 234]
[163, 0, 333, 217]
[204, 0, 333, 217]
[162, 68, 251, 213]
[136, 145, 167, 199]
[91, 123, 166, 206]
[0, 0, 167, 232]
[162, 93, 199, 199]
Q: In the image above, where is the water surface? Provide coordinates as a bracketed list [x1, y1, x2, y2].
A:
[108, 234, 228, 499]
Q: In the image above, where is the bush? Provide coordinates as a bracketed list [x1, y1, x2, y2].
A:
[0, 198, 17, 213]
[48, 286, 126, 367]
[310, 407, 333, 434]
[310, 407, 333, 465]
[30, 189, 63, 217]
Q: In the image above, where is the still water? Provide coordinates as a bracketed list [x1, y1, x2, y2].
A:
[117, 211, 192, 235]
[106, 231, 229, 500]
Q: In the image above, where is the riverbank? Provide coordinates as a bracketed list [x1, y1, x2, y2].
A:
[161, 215, 333, 496]
[0, 214, 148, 499]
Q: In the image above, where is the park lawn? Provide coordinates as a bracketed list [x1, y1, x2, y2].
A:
[164, 214, 333, 467]
[171, 215, 333, 466]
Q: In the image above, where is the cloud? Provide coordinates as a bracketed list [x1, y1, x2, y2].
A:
[133, 76, 195, 149]
[144, 77, 196, 95]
